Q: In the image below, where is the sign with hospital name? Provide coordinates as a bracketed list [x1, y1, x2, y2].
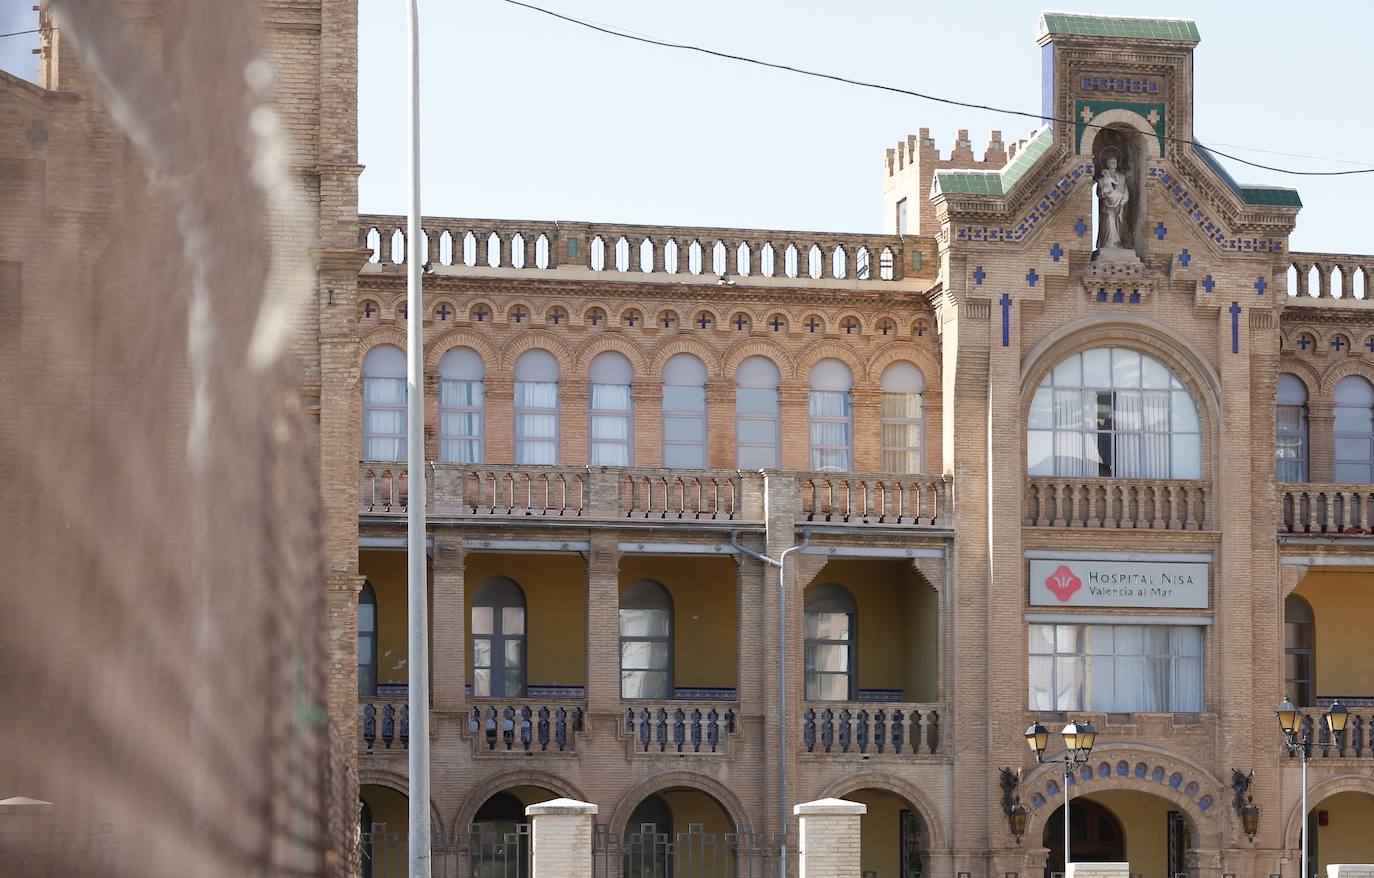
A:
[1029, 559, 1208, 609]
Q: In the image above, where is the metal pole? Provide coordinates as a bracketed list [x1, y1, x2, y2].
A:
[1063, 759, 1071, 875]
[404, 1, 430, 876]
[1300, 753, 1308, 878]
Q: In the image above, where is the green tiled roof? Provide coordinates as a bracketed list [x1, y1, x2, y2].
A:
[933, 125, 1053, 197]
[1039, 12, 1200, 43]
[1193, 143, 1302, 208]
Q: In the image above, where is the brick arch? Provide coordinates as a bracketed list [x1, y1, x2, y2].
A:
[652, 305, 683, 330]
[1079, 108, 1164, 160]
[647, 335, 725, 379]
[1282, 775, 1374, 851]
[357, 326, 408, 370]
[575, 299, 613, 320]
[498, 330, 575, 373]
[573, 332, 649, 375]
[1320, 357, 1374, 396]
[358, 767, 444, 837]
[381, 291, 407, 320]
[467, 299, 497, 323]
[450, 768, 588, 840]
[833, 311, 869, 336]
[607, 770, 753, 838]
[866, 341, 942, 387]
[502, 300, 536, 324]
[614, 303, 646, 326]
[722, 336, 796, 380]
[795, 339, 867, 383]
[541, 298, 573, 325]
[1277, 357, 1321, 400]
[429, 296, 459, 321]
[686, 305, 725, 332]
[817, 771, 948, 851]
[1018, 744, 1222, 850]
[424, 327, 499, 371]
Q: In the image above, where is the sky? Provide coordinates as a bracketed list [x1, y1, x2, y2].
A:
[4, 3, 1369, 252]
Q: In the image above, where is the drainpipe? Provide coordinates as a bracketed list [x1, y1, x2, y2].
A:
[731, 526, 809, 878]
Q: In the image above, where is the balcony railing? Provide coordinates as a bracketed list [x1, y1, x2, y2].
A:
[1024, 478, 1212, 530]
[797, 473, 951, 527]
[619, 470, 742, 521]
[466, 701, 586, 753]
[801, 703, 943, 756]
[1285, 252, 1374, 305]
[360, 697, 408, 752]
[622, 703, 739, 754]
[1279, 484, 1374, 534]
[1289, 708, 1374, 758]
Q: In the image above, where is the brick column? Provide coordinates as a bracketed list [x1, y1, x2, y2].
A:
[431, 533, 466, 713]
[485, 373, 515, 464]
[1308, 400, 1334, 482]
[526, 798, 597, 877]
[851, 387, 881, 472]
[706, 380, 735, 469]
[632, 379, 663, 467]
[585, 535, 622, 718]
[779, 382, 810, 470]
[794, 798, 866, 878]
[562, 378, 590, 465]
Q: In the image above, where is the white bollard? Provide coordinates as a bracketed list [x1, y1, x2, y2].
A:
[794, 798, 866, 878]
[1328, 867, 1374, 878]
[1066, 864, 1130, 878]
[526, 798, 598, 878]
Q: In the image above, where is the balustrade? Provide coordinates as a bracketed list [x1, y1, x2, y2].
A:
[798, 472, 950, 527]
[802, 703, 942, 756]
[359, 698, 409, 752]
[1278, 484, 1374, 534]
[1286, 252, 1374, 303]
[1024, 478, 1211, 530]
[467, 701, 585, 753]
[622, 704, 738, 754]
[619, 470, 741, 520]
[1289, 708, 1374, 758]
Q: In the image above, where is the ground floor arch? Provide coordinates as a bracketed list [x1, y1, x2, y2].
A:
[839, 787, 930, 878]
[1039, 789, 1196, 878]
[611, 784, 747, 877]
[1283, 779, 1374, 877]
[359, 783, 410, 878]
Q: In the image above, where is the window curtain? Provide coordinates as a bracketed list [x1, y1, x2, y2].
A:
[809, 390, 852, 471]
[363, 376, 406, 461]
[1276, 405, 1308, 482]
[590, 384, 631, 466]
[515, 380, 558, 465]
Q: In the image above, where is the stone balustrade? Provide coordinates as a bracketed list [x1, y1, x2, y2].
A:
[621, 703, 738, 755]
[466, 701, 585, 754]
[1286, 251, 1374, 304]
[359, 697, 408, 752]
[801, 702, 943, 756]
[359, 214, 927, 284]
[1288, 708, 1374, 758]
[618, 469, 744, 521]
[1025, 477, 1212, 530]
[797, 472, 952, 527]
[1279, 484, 1374, 534]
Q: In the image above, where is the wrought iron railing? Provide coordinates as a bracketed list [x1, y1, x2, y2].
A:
[592, 823, 785, 878]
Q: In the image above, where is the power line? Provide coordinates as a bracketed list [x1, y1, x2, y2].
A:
[499, 0, 1374, 178]
[0, 28, 40, 39]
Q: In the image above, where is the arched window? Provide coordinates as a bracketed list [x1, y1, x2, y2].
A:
[662, 353, 708, 468]
[620, 580, 673, 699]
[881, 361, 926, 474]
[1276, 373, 1308, 482]
[736, 356, 781, 468]
[472, 577, 526, 698]
[1027, 347, 1201, 479]
[514, 350, 559, 465]
[358, 581, 377, 697]
[439, 347, 485, 462]
[809, 359, 854, 471]
[1284, 594, 1315, 707]
[589, 351, 634, 466]
[805, 583, 856, 701]
[362, 345, 406, 461]
[1333, 376, 1374, 483]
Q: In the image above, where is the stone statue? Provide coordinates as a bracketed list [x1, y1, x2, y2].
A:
[1096, 154, 1130, 254]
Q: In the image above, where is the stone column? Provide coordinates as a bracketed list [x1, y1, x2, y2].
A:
[794, 798, 866, 878]
[526, 798, 598, 877]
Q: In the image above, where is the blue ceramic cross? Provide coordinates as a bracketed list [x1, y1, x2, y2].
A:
[1074, 218, 1088, 237]
[436, 303, 451, 321]
[1050, 243, 1063, 262]
[1202, 276, 1215, 294]
[1178, 249, 1191, 267]
[1154, 222, 1167, 241]
[1000, 294, 1012, 347]
[1026, 268, 1039, 287]
[973, 266, 986, 285]
[1255, 275, 1267, 296]
[1229, 302, 1241, 354]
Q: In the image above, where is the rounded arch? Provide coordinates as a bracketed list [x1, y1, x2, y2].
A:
[1282, 775, 1374, 851]
[817, 772, 949, 852]
[573, 332, 649, 375]
[498, 330, 574, 373]
[358, 768, 444, 835]
[539, 297, 574, 322]
[1079, 109, 1164, 160]
[688, 304, 725, 330]
[834, 311, 869, 336]
[450, 769, 589, 839]
[502, 300, 536, 325]
[723, 337, 796, 381]
[608, 771, 752, 839]
[1278, 358, 1322, 400]
[574, 299, 613, 323]
[357, 326, 408, 370]
[647, 335, 724, 379]
[795, 339, 866, 383]
[867, 341, 942, 387]
[425, 327, 499, 371]
[1321, 358, 1374, 396]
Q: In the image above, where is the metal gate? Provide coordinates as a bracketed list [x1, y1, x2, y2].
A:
[360, 823, 530, 878]
[592, 822, 785, 878]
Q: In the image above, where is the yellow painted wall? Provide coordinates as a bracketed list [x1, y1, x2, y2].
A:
[660, 788, 734, 871]
[1315, 791, 1374, 872]
[1293, 570, 1374, 697]
[360, 551, 415, 685]
[620, 556, 737, 689]
[465, 552, 587, 687]
[361, 783, 408, 839]
[1084, 791, 1172, 878]
[845, 788, 906, 878]
[809, 560, 939, 698]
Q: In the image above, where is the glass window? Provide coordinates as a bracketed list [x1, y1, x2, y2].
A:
[514, 350, 559, 465]
[472, 577, 526, 698]
[662, 354, 708, 468]
[805, 583, 856, 701]
[880, 361, 925, 474]
[1028, 623, 1204, 713]
[589, 352, 634, 466]
[1284, 594, 1315, 707]
[438, 347, 485, 463]
[1027, 347, 1202, 479]
[620, 580, 673, 699]
[1333, 376, 1374, 483]
[358, 582, 377, 697]
[809, 359, 853, 471]
[736, 356, 781, 469]
[362, 345, 407, 461]
[1276, 373, 1308, 483]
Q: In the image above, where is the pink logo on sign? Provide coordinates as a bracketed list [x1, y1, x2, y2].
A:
[1045, 564, 1082, 602]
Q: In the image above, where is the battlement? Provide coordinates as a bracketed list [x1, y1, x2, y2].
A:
[882, 127, 1040, 236]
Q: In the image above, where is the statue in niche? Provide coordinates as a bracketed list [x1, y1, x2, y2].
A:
[1095, 145, 1133, 259]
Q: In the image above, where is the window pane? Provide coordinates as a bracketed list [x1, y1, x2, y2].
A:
[1055, 625, 1081, 653]
[737, 387, 778, 414]
[1086, 625, 1114, 654]
[664, 444, 705, 468]
[883, 392, 922, 419]
[472, 668, 491, 697]
[1114, 654, 1143, 710]
[663, 385, 705, 411]
[473, 638, 491, 668]
[882, 450, 921, 474]
[1054, 656, 1083, 710]
[517, 413, 557, 439]
[1335, 406, 1374, 433]
[1335, 437, 1371, 460]
[1029, 625, 1054, 654]
[1028, 430, 1054, 475]
[1170, 433, 1202, 478]
[504, 669, 525, 697]
[1171, 391, 1200, 432]
[806, 612, 851, 640]
[807, 673, 850, 701]
[1081, 348, 1110, 383]
[1052, 353, 1082, 386]
[472, 607, 494, 635]
[1111, 349, 1141, 387]
[440, 379, 483, 406]
[1141, 355, 1171, 389]
[622, 669, 669, 700]
[502, 607, 524, 635]
[1029, 655, 1054, 710]
[1336, 462, 1373, 483]
[516, 439, 557, 465]
[358, 635, 373, 664]
[1170, 656, 1202, 712]
[591, 384, 631, 410]
[738, 419, 777, 443]
[440, 438, 481, 463]
[806, 643, 850, 673]
[620, 608, 670, 637]
[504, 639, 522, 666]
[364, 377, 406, 404]
[809, 390, 851, 417]
[1029, 389, 1053, 429]
[811, 448, 850, 472]
[664, 416, 704, 441]
[358, 604, 375, 630]
[738, 445, 777, 469]
[1086, 655, 1114, 709]
[621, 640, 670, 670]
[515, 381, 558, 408]
[591, 441, 630, 466]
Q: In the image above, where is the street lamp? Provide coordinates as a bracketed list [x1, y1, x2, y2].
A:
[1276, 698, 1349, 878]
[1027, 720, 1099, 872]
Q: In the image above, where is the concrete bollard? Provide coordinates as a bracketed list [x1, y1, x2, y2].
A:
[1067, 864, 1130, 878]
[1328, 867, 1374, 878]
[794, 798, 866, 878]
[526, 797, 597, 877]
